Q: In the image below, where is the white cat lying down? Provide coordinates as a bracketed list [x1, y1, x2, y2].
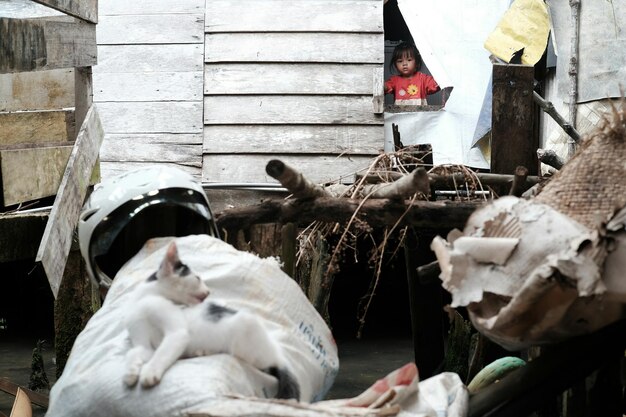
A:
[46, 235, 338, 417]
[124, 242, 299, 399]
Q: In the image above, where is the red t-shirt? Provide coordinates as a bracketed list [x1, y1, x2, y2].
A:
[385, 72, 440, 105]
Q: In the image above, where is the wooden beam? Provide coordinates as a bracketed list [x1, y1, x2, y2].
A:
[31, 0, 97, 24]
[216, 198, 481, 232]
[0, 16, 96, 74]
[0, 110, 75, 146]
[0, 69, 74, 112]
[36, 105, 104, 298]
[490, 64, 538, 175]
[0, 377, 49, 409]
[0, 143, 73, 206]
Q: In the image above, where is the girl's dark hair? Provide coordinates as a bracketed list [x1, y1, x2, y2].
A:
[389, 42, 422, 74]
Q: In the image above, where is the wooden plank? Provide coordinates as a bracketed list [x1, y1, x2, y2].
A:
[372, 67, 384, 114]
[202, 154, 376, 184]
[94, 45, 203, 73]
[74, 67, 92, 140]
[100, 161, 201, 182]
[0, 16, 96, 73]
[100, 133, 202, 166]
[0, 110, 74, 146]
[36, 105, 104, 298]
[93, 72, 203, 101]
[205, 0, 382, 33]
[203, 125, 382, 154]
[0, 68, 74, 112]
[97, 102, 203, 133]
[204, 96, 383, 125]
[205, 63, 377, 95]
[0, 212, 48, 262]
[491, 63, 538, 175]
[0, 144, 73, 206]
[100, 0, 203, 15]
[0, 378, 49, 408]
[97, 14, 204, 45]
[31, 0, 97, 23]
[205, 33, 383, 63]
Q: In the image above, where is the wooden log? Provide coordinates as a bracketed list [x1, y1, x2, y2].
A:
[491, 64, 538, 175]
[36, 105, 104, 298]
[31, 0, 97, 23]
[215, 198, 481, 232]
[0, 16, 96, 74]
[537, 148, 564, 170]
[265, 159, 331, 199]
[362, 167, 430, 199]
[509, 166, 529, 197]
[281, 223, 296, 278]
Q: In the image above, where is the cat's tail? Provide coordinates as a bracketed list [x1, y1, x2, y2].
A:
[266, 366, 300, 400]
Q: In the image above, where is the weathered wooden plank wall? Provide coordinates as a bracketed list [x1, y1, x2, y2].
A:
[203, 0, 385, 186]
[94, 0, 205, 180]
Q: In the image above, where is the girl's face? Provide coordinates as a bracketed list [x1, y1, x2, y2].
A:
[395, 53, 417, 78]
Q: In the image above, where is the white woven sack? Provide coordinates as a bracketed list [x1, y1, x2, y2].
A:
[46, 235, 339, 417]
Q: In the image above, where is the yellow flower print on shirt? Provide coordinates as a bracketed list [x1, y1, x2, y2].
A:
[407, 84, 419, 96]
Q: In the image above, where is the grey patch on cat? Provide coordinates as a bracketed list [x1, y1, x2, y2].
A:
[173, 261, 191, 276]
[146, 272, 157, 282]
[266, 366, 300, 400]
[206, 303, 237, 322]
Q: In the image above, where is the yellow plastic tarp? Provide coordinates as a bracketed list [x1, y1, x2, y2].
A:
[484, 0, 550, 65]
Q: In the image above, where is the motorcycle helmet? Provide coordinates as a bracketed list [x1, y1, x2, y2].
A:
[78, 166, 219, 289]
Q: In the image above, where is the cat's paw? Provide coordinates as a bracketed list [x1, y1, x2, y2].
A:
[139, 366, 162, 388]
[123, 371, 140, 387]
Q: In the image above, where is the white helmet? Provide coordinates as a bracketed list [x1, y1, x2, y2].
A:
[78, 166, 219, 290]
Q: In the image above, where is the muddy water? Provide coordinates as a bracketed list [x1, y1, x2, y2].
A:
[0, 337, 56, 417]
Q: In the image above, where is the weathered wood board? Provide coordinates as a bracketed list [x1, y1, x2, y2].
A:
[205, 33, 383, 63]
[0, 110, 74, 145]
[93, 72, 203, 101]
[31, 0, 97, 23]
[203, 125, 382, 154]
[202, 154, 376, 184]
[100, 133, 202, 166]
[204, 96, 383, 125]
[205, 63, 377, 95]
[0, 16, 96, 73]
[97, 102, 203, 133]
[97, 14, 204, 45]
[100, 162, 201, 182]
[0, 144, 73, 206]
[491, 63, 538, 175]
[95, 45, 203, 73]
[36, 105, 104, 298]
[0, 68, 74, 112]
[205, 0, 382, 33]
[100, 0, 204, 15]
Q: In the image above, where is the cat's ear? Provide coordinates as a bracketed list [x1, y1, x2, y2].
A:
[159, 242, 179, 276]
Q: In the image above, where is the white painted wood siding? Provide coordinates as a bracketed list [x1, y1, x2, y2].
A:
[203, 0, 384, 185]
[94, 0, 205, 180]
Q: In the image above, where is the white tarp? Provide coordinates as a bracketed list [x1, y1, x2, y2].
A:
[385, 0, 511, 169]
[547, 0, 626, 104]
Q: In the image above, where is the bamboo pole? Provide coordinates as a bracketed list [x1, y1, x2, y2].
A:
[568, 0, 581, 158]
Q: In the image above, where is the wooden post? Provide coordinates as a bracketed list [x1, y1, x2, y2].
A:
[404, 230, 444, 379]
[491, 64, 538, 176]
[74, 67, 93, 140]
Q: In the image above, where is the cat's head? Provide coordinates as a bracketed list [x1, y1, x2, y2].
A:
[155, 241, 210, 306]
